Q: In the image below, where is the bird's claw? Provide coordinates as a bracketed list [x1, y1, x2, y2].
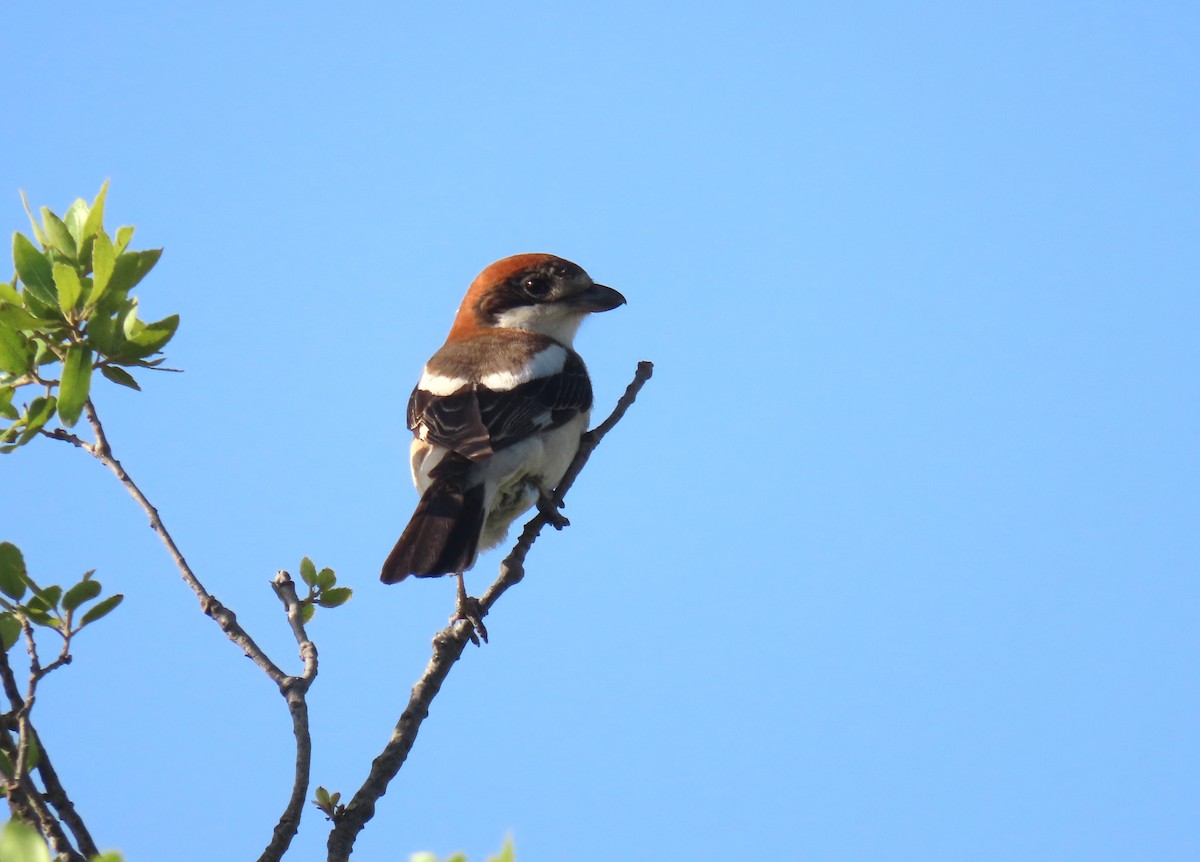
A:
[451, 593, 488, 645]
[538, 493, 570, 530]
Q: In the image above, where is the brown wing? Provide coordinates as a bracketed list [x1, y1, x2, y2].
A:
[408, 349, 592, 462]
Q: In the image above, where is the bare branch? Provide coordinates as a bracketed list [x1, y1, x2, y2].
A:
[257, 571, 319, 862]
[39, 428, 94, 452]
[0, 648, 94, 860]
[30, 729, 100, 859]
[271, 572, 318, 685]
[326, 360, 653, 861]
[62, 399, 317, 860]
[2, 769, 86, 862]
[76, 399, 288, 685]
[481, 360, 655, 610]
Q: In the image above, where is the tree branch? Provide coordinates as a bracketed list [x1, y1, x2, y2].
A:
[0, 648, 92, 861]
[30, 728, 99, 860]
[47, 399, 317, 861]
[72, 400, 290, 686]
[257, 572, 319, 862]
[325, 360, 653, 861]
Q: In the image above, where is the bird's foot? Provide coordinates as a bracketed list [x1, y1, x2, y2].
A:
[537, 492, 570, 530]
[452, 572, 488, 645]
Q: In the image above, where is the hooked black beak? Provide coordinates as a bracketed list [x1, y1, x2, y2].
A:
[572, 283, 626, 312]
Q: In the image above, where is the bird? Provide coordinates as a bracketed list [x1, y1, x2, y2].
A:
[381, 253, 625, 639]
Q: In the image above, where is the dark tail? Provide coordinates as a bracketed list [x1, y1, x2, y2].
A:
[381, 462, 485, 583]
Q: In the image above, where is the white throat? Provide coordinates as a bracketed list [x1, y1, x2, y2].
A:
[493, 304, 586, 345]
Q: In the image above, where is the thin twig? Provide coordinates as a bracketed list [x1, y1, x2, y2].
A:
[46, 398, 316, 861]
[30, 728, 100, 859]
[3, 770, 86, 862]
[73, 400, 289, 685]
[13, 620, 71, 786]
[257, 572, 319, 862]
[481, 360, 655, 610]
[325, 360, 653, 862]
[0, 618, 98, 857]
[0, 648, 89, 862]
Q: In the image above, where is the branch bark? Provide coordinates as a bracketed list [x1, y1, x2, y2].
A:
[77, 400, 289, 686]
[45, 399, 318, 862]
[0, 647, 95, 861]
[257, 572, 319, 862]
[325, 360, 653, 861]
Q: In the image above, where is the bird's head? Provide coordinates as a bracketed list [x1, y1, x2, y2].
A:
[447, 253, 626, 345]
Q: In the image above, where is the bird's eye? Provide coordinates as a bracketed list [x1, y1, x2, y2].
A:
[522, 275, 553, 298]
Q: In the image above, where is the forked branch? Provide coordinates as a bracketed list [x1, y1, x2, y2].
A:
[325, 360, 654, 861]
[44, 399, 317, 862]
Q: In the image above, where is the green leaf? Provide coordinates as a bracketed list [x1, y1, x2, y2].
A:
[12, 233, 56, 307]
[12, 395, 57, 447]
[53, 262, 82, 312]
[107, 248, 162, 296]
[89, 230, 115, 307]
[33, 342, 59, 366]
[0, 817, 52, 862]
[0, 543, 27, 600]
[409, 854, 440, 862]
[86, 308, 123, 356]
[80, 180, 110, 245]
[21, 605, 57, 628]
[100, 365, 140, 391]
[25, 734, 40, 770]
[21, 291, 60, 322]
[0, 613, 20, 651]
[123, 313, 178, 357]
[116, 297, 139, 338]
[317, 586, 352, 608]
[486, 837, 516, 862]
[316, 567, 336, 591]
[299, 601, 315, 624]
[62, 579, 102, 612]
[90, 853, 125, 862]
[40, 207, 77, 259]
[79, 593, 122, 626]
[114, 225, 134, 254]
[0, 387, 17, 421]
[0, 280, 21, 305]
[299, 557, 317, 586]
[30, 585, 62, 612]
[57, 345, 93, 427]
[19, 190, 48, 247]
[0, 303, 40, 330]
[63, 199, 90, 248]
[0, 324, 32, 375]
[314, 785, 330, 806]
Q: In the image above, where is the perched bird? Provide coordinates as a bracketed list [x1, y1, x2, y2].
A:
[381, 253, 625, 635]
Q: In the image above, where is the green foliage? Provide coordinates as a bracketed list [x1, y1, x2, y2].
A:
[0, 819, 126, 862]
[312, 785, 344, 820]
[297, 557, 352, 623]
[1, 182, 176, 451]
[0, 541, 28, 599]
[0, 543, 123, 645]
[409, 837, 515, 862]
[0, 819, 51, 862]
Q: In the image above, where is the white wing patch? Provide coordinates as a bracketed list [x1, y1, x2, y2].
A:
[417, 369, 469, 396]
[479, 344, 567, 392]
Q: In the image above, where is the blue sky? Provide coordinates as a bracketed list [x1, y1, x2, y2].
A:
[4, 2, 1198, 860]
